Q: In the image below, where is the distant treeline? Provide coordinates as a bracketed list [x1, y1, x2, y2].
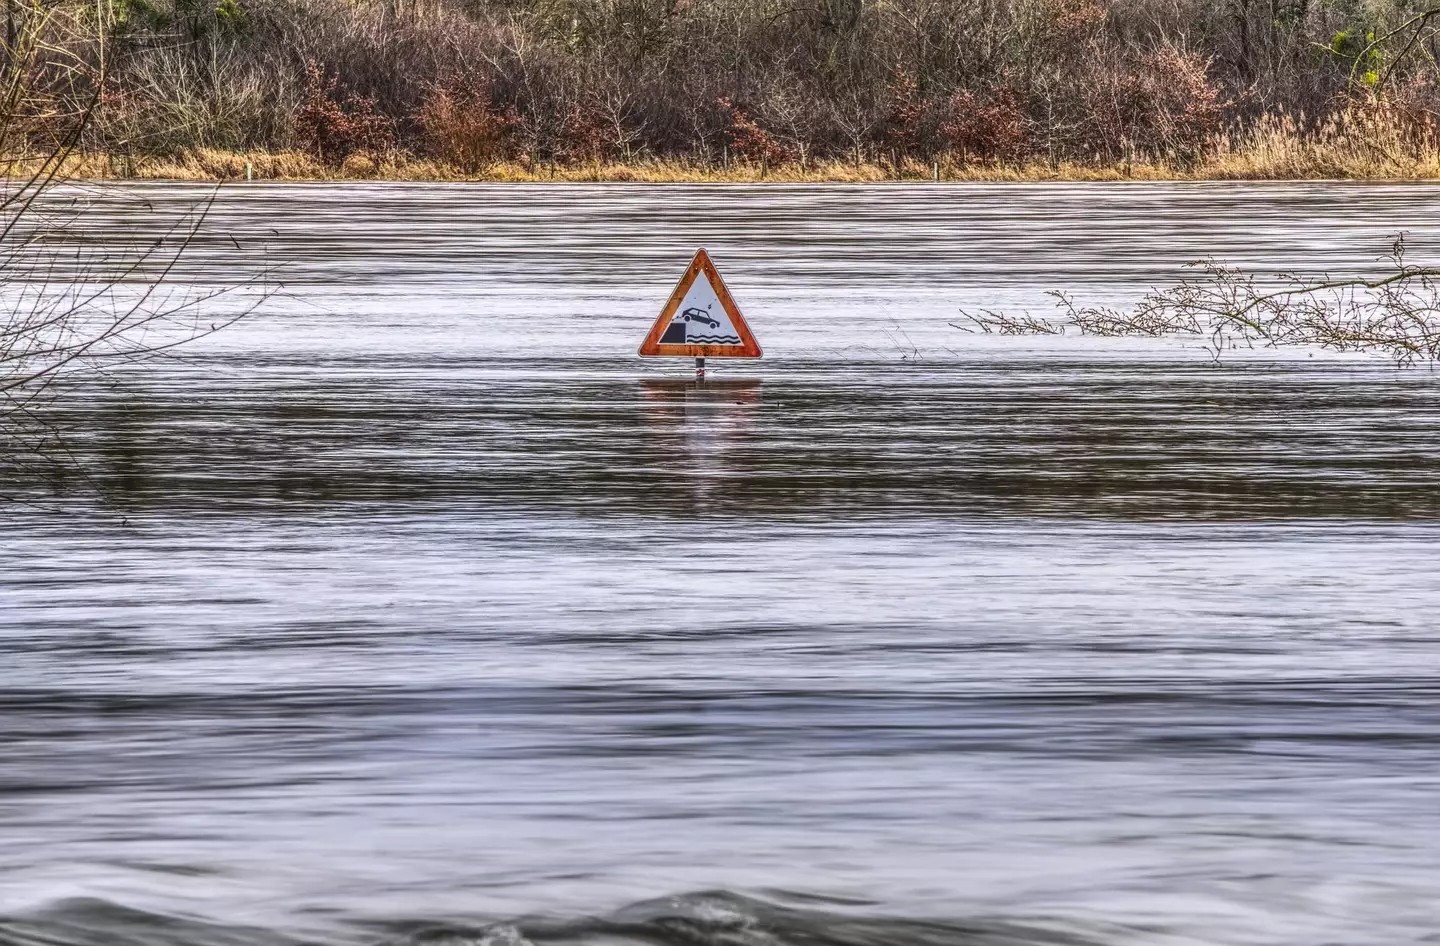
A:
[14, 0, 1440, 172]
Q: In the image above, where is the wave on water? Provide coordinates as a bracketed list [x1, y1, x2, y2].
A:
[0, 892, 1120, 946]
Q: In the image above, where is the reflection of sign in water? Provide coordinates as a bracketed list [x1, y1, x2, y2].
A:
[640, 379, 762, 507]
[639, 249, 762, 358]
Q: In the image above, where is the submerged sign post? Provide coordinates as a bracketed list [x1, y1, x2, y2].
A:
[638, 249, 761, 379]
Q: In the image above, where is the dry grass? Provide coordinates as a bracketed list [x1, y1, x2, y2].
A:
[32, 113, 1440, 182]
[1206, 113, 1440, 180]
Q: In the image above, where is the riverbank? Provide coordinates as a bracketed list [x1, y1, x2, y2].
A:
[64, 132, 1440, 183]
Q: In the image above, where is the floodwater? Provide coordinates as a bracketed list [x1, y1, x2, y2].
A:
[4, 183, 1440, 946]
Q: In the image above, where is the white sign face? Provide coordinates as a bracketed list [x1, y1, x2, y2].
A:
[654, 274, 744, 347]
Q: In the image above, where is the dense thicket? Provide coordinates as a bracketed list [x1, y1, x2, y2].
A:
[23, 0, 1440, 166]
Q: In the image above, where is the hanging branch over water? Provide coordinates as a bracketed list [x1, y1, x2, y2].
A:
[958, 236, 1440, 365]
[0, 182, 274, 496]
[1, 0, 271, 498]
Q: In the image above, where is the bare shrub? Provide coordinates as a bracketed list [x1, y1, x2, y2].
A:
[294, 58, 395, 164]
[941, 86, 1031, 162]
[954, 309, 1065, 334]
[97, 42, 293, 154]
[1, 0, 269, 478]
[970, 236, 1440, 365]
[1126, 48, 1226, 161]
[718, 97, 793, 165]
[419, 78, 518, 171]
[2, 192, 266, 407]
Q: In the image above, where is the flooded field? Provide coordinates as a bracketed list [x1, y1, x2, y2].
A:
[4, 183, 1440, 946]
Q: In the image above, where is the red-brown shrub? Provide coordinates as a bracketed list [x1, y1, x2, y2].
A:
[878, 73, 924, 157]
[941, 86, 1031, 162]
[1131, 48, 1225, 159]
[561, 105, 606, 164]
[718, 97, 793, 165]
[418, 79, 518, 171]
[294, 59, 395, 164]
[1040, 0, 1108, 47]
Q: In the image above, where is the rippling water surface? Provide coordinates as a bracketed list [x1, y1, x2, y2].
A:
[4, 183, 1440, 946]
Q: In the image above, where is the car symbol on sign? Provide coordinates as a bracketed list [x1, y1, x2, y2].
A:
[680, 307, 720, 328]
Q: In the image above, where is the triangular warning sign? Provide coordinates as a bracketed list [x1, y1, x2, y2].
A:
[639, 249, 762, 358]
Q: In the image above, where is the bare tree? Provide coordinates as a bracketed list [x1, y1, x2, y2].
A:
[2, 0, 269, 489]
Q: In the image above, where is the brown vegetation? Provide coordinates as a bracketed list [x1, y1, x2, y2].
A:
[0, 0, 1435, 178]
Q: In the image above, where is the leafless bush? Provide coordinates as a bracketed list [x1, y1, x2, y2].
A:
[971, 236, 1440, 365]
[941, 86, 1032, 163]
[954, 309, 1066, 334]
[2, 0, 269, 480]
[418, 75, 518, 170]
[294, 59, 395, 163]
[2, 191, 265, 413]
[96, 42, 293, 154]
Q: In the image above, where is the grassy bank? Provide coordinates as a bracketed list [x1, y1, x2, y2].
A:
[62, 126, 1440, 183]
[8, 0, 1440, 188]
